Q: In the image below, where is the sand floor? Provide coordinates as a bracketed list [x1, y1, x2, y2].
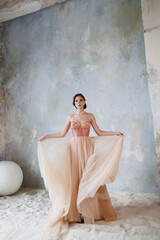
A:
[0, 188, 160, 240]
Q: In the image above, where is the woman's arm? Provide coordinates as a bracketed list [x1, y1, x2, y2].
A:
[90, 114, 124, 136]
[38, 115, 71, 142]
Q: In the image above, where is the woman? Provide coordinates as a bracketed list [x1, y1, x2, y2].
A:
[38, 93, 124, 239]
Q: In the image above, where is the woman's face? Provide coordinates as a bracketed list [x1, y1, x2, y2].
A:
[74, 96, 86, 109]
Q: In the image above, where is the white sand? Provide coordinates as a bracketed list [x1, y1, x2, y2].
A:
[0, 188, 160, 240]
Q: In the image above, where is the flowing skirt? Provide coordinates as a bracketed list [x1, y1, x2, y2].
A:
[37, 135, 123, 239]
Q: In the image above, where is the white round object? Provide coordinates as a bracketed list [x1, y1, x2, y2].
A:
[0, 161, 23, 196]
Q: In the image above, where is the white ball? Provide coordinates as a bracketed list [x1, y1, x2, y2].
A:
[0, 161, 23, 196]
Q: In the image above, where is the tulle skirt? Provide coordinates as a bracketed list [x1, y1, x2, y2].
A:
[38, 135, 123, 239]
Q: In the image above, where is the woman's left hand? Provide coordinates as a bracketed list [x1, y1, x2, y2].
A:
[115, 132, 124, 136]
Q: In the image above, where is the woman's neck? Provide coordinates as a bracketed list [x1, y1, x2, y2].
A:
[76, 109, 85, 115]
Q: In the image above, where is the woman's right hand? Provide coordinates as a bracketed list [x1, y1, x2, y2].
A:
[38, 135, 48, 142]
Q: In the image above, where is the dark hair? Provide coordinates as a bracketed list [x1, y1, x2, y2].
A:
[73, 93, 87, 109]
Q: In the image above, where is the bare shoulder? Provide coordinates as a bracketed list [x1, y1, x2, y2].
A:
[86, 112, 95, 121]
[67, 114, 74, 122]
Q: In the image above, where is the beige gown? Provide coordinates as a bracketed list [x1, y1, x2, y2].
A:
[37, 118, 124, 239]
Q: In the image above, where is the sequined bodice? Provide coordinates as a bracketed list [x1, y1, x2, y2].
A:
[71, 118, 91, 137]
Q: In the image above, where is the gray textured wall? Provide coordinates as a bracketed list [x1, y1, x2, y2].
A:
[141, 0, 160, 190]
[1, 0, 159, 193]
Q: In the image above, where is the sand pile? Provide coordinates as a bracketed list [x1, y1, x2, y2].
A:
[0, 188, 160, 240]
